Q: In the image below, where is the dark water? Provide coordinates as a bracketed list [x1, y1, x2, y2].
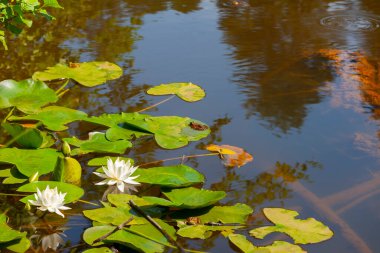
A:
[3, 0, 380, 252]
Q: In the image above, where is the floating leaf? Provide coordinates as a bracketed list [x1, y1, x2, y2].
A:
[0, 168, 28, 184]
[216, 145, 253, 168]
[9, 106, 88, 131]
[147, 82, 205, 102]
[64, 133, 132, 155]
[163, 187, 226, 209]
[85, 113, 210, 149]
[17, 181, 84, 204]
[249, 208, 333, 244]
[124, 116, 210, 149]
[0, 213, 31, 252]
[126, 219, 176, 246]
[87, 156, 134, 166]
[2, 122, 54, 149]
[82, 247, 113, 253]
[197, 204, 253, 224]
[84, 206, 146, 226]
[33, 62, 123, 87]
[206, 144, 236, 155]
[136, 165, 204, 187]
[177, 225, 243, 239]
[0, 79, 58, 113]
[0, 148, 60, 177]
[108, 229, 165, 253]
[228, 234, 306, 253]
[228, 234, 256, 253]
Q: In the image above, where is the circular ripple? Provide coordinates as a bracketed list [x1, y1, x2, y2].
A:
[320, 15, 380, 32]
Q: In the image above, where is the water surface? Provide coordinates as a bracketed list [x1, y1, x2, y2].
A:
[3, 0, 380, 252]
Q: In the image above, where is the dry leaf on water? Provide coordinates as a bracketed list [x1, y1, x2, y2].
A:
[206, 144, 253, 168]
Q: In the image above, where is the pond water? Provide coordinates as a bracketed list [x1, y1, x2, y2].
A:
[3, 0, 380, 252]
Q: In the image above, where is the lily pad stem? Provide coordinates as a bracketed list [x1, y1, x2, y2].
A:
[139, 153, 219, 167]
[2, 106, 15, 123]
[92, 216, 134, 244]
[55, 79, 69, 94]
[137, 95, 175, 113]
[129, 200, 185, 252]
[77, 199, 100, 206]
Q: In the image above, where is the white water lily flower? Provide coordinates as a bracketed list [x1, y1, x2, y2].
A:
[94, 158, 140, 192]
[29, 186, 71, 218]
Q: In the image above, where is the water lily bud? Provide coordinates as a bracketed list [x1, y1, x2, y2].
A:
[62, 141, 71, 157]
[29, 172, 39, 182]
[24, 202, 31, 211]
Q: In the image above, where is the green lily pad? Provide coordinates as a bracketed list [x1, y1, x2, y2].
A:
[228, 234, 306, 253]
[82, 247, 113, 253]
[196, 203, 253, 224]
[124, 116, 210, 149]
[85, 112, 151, 141]
[83, 226, 165, 253]
[17, 181, 84, 204]
[108, 194, 176, 210]
[0, 213, 31, 252]
[0, 168, 28, 184]
[33, 62, 123, 87]
[83, 206, 145, 226]
[249, 208, 334, 244]
[163, 187, 226, 209]
[177, 225, 243, 239]
[2, 122, 55, 149]
[0, 79, 58, 113]
[9, 106, 88, 131]
[126, 219, 177, 246]
[0, 148, 60, 177]
[147, 82, 205, 102]
[136, 165, 204, 187]
[87, 156, 134, 166]
[63, 132, 132, 155]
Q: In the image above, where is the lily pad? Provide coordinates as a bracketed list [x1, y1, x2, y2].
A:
[147, 82, 205, 102]
[0, 148, 60, 177]
[83, 206, 146, 226]
[163, 187, 226, 209]
[0, 168, 28, 184]
[136, 165, 204, 187]
[63, 133, 132, 155]
[33, 62, 123, 87]
[84, 227, 165, 253]
[2, 122, 55, 149]
[0, 213, 31, 252]
[177, 225, 243, 239]
[249, 208, 334, 244]
[124, 116, 210, 149]
[82, 247, 113, 253]
[9, 106, 88, 131]
[87, 156, 134, 166]
[17, 181, 84, 204]
[197, 203, 253, 224]
[228, 234, 306, 253]
[0, 79, 58, 113]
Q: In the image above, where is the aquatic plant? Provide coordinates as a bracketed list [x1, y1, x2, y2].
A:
[0, 61, 333, 252]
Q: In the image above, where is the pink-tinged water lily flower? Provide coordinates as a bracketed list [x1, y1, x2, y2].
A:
[93, 158, 140, 192]
[29, 186, 71, 218]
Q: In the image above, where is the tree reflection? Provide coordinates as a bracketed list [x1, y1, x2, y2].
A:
[216, 0, 336, 134]
[211, 161, 320, 207]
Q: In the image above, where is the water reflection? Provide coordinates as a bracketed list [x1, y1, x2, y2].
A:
[211, 161, 319, 207]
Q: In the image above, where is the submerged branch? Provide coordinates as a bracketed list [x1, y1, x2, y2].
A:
[128, 200, 185, 252]
[92, 216, 134, 244]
